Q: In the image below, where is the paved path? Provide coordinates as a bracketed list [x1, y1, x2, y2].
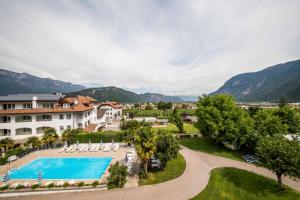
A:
[2, 147, 300, 200]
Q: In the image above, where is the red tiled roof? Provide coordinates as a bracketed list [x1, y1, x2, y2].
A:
[84, 123, 97, 133]
[99, 102, 122, 109]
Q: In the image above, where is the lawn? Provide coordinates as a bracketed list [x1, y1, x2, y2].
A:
[153, 123, 199, 134]
[192, 167, 300, 200]
[139, 153, 186, 185]
[180, 137, 243, 161]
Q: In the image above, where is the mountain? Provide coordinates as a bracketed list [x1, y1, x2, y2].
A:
[0, 69, 85, 95]
[212, 59, 300, 102]
[68, 86, 185, 103]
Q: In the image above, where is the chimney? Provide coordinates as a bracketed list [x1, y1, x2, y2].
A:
[32, 96, 38, 108]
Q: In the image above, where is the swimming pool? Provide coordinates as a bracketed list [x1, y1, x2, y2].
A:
[9, 157, 112, 180]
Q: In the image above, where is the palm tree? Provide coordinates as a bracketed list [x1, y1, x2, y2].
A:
[61, 129, 79, 145]
[41, 128, 59, 147]
[0, 138, 14, 152]
[135, 127, 156, 174]
[25, 137, 41, 148]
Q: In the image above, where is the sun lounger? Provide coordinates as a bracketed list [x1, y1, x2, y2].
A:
[103, 144, 111, 152]
[94, 144, 99, 152]
[56, 180, 64, 187]
[10, 182, 20, 189]
[68, 180, 76, 186]
[112, 143, 119, 151]
[22, 182, 30, 188]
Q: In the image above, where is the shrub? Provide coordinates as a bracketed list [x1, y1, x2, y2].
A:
[63, 182, 69, 188]
[139, 168, 147, 179]
[92, 181, 99, 187]
[15, 185, 25, 190]
[74, 131, 123, 143]
[107, 162, 128, 189]
[78, 182, 84, 187]
[46, 183, 54, 188]
[31, 184, 39, 189]
[0, 184, 9, 191]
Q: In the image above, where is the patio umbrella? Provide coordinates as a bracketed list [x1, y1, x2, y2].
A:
[89, 139, 91, 145]
[29, 143, 33, 149]
[64, 141, 68, 147]
[3, 172, 9, 183]
[37, 171, 42, 185]
[112, 139, 114, 144]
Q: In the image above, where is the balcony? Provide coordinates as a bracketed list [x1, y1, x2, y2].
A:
[0, 116, 11, 123]
[0, 129, 11, 136]
[36, 115, 52, 122]
[16, 128, 32, 135]
[15, 115, 32, 123]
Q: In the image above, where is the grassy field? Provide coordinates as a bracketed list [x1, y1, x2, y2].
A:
[139, 154, 186, 185]
[180, 137, 243, 161]
[192, 168, 300, 200]
[153, 123, 199, 134]
[123, 108, 195, 117]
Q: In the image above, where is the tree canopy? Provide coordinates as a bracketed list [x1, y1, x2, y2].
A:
[255, 136, 300, 189]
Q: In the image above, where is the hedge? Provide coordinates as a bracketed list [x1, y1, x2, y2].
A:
[74, 131, 124, 143]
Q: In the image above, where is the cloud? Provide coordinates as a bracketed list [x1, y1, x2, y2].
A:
[0, 0, 299, 95]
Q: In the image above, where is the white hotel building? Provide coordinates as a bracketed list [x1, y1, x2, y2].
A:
[0, 94, 122, 144]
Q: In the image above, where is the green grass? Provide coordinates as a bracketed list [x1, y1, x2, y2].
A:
[139, 153, 186, 185]
[180, 137, 243, 161]
[153, 123, 199, 134]
[192, 168, 300, 200]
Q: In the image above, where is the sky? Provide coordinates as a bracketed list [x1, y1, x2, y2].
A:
[0, 0, 300, 95]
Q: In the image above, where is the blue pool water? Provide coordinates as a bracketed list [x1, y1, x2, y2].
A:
[9, 157, 112, 180]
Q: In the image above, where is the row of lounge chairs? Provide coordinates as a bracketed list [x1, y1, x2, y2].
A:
[1, 180, 78, 189]
[124, 149, 137, 173]
[59, 143, 120, 153]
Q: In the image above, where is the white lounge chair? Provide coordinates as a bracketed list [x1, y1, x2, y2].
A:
[10, 182, 20, 189]
[56, 180, 64, 187]
[45, 181, 53, 187]
[112, 143, 119, 151]
[94, 144, 100, 152]
[22, 182, 30, 188]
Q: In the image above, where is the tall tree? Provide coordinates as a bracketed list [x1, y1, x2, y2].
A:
[254, 109, 288, 137]
[274, 106, 300, 134]
[41, 128, 59, 147]
[0, 138, 14, 152]
[25, 137, 41, 148]
[255, 136, 300, 189]
[61, 129, 80, 145]
[195, 94, 253, 148]
[135, 127, 156, 174]
[172, 108, 184, 133]
[155, 130, 180, 168]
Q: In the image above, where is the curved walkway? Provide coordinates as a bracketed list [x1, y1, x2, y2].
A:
[2, 147, 300, 200]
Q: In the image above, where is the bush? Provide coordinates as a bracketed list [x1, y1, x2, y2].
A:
[0, 184, 9, 191]
[78, 182, 84, 187]
[92, 181, 99, 187]
[107, 162, 128, 189]
[74, 131, 123, 143]
[15, 185, 25, 190]
[46, 183, 54, 188]
[31, 184, 39, 189]
[63, 182, 69, 188]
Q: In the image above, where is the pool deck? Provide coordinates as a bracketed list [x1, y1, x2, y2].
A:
[0, 146, 130, 185]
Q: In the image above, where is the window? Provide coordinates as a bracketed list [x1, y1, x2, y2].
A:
[59, 114, 64, 120]
[42, 103, 53, 108]
[22, 115, 31, 121]
[67, 125, 71, 129]
[63, 103, 70, 108]
[3, 104, 15, 110]
[23, 104, 32, 109]
[23, 128, 31, 132]
[67, 114, 71, 119]
[42, 115, 51, 120]
[59, 126, 64, 131]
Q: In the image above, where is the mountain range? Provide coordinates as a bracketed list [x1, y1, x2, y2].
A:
[0, 69, 85, 95]
[0, 69, 196, 103]
[68, 87, 186, 103]
[212, 59, 300, 102]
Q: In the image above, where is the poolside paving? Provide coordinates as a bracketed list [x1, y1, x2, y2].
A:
[1, 147, 300, 200]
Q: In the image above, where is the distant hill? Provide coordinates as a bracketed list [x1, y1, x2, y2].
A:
[68, 86, 185, 103]
[0, 69, 85, 95]
[212, 59, 300, 102]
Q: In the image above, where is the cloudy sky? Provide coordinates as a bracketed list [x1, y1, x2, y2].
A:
[0, 0, 299, 95]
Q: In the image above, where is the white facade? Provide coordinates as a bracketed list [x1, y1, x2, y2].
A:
[99, 105, 122, 121]
[0, 94, 102, 141]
